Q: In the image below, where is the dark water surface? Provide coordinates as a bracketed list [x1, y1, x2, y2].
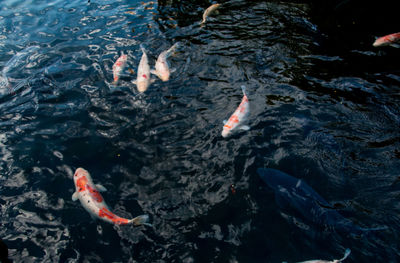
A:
[1, 0, 399, 262]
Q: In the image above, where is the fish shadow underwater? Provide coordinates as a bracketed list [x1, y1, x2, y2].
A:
[257, 168, 387, 237]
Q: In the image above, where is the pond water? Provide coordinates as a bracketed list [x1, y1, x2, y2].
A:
[0, 0, 399, 262]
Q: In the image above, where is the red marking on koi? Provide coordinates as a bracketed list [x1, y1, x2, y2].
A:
[98, 207, 129, 224]
[76, 176, 88, 192]
[229, 115, 239, 123]
[142, 74, 147, 79]
[87, 185, 103, 203]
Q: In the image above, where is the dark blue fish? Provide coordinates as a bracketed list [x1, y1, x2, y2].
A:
[257, 168, 386, 235]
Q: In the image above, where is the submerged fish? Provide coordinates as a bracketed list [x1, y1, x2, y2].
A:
[132, 45, 152, 92]
[221, 85, 250, 138]
[289, 248, 351, 263]
[257, 168, 386, 235]
[200, 3, 221, 25]
[151, 42, 179, 81]
[2, 46, 40, 75]
[112, 52, 128, 84]
[72, 168, 151, 226]
[373, 32, 400, 47]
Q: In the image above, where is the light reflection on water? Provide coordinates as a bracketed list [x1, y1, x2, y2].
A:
[0, 0, 400, 262]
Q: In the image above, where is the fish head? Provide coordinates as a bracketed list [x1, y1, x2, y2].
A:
[73, 167, 89, 185]
[136, 80, 149, 92]
[257, 168, 296, 192]
[158, 71, 170, 81]
[221, 127, 230, 138]
[373, 36, 388, 47]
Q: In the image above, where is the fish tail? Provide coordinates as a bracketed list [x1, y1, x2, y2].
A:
[130, 214, 152, 227]
[167, 42, 180, 55]
[140, 44, 146, 54]
[337, 248, 351, 262]
[241, 85, 247, 96]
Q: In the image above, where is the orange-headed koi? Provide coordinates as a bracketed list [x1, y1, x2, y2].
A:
[373, 32, 400, 47]
[112, 52, 128, 84]
[221, 85, 250, 138]
[132, 45, 153, 92]
[72, 168, 151, 226]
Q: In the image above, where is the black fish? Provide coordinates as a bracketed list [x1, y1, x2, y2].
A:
[257, 168, 386, 235]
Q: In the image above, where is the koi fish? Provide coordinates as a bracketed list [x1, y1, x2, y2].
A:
[72, 167, 151, 226]
[257, 168, 387, 235]
[221, 85, 250, 138]
[112, 52, 128, 84]
[291, 248, 351, 263]
[200, 3, 221, 25]
[132, 45, 153, 93]
[373, 32, 400, 47]
[150, 42, 179, 81]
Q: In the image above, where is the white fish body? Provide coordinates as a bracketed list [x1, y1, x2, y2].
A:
[151, 43, 179, 81]
[133, 45, 152, 93]
[293, 249, 351, 263]
[112, 52, 128, 84]
[221, 85, 250, 138]
[72, 167, 151, 226]
[201, 3, 221, 25]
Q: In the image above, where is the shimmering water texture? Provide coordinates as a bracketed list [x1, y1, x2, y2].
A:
[1, 0, 400, 262]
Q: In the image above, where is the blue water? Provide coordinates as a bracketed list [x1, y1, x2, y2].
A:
[0, 0, 399, 262]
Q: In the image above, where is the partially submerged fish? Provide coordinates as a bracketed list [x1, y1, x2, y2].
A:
[72, 167, 151, 226]
[293, 248, 351, 263]
[373, 32, 400, 47]
[132, 45, 153, 92]
[221, 85, 250, 138]
[257, 168, 386, 235]
[201, 3, 221, 25]
[2, 46, 40, 75]
[151, 42, 179, 81]
[112, 52, 128, 84]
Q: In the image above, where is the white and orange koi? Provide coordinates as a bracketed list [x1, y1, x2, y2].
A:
[112, 52, 128, 84]
[132, 45, 153, 93]
[151, 42, 179, 81]
[200, 3, 221, 26]
[221, 85, 250, 138]
[373, 32, 400, 47]
[72, 167, 151, 226]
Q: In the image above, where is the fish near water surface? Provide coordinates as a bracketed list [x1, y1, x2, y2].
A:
[221, 85, 250, 138]
[200, 3, 221, 25]
[257, 168, 386, 235]
[151, 42, 179, 81]
[72, 168, 151, 226]
[287, 248, 351, 263]
[112, 52, 128, 84]
[373, 32, 400, 47]
[132, 45, 152, 93]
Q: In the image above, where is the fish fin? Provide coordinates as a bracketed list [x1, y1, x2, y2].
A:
[150, 79, 156, 83]
[130, 214, 152, 227]
[170, 68, 176, 73]
[239, 125, 250, 131]
[223, 120, 227, 124]
[337, 248, 351, 262]
[72, 192, 79, 201]
[95, 184, 107, 192]
[150, 69, 157, 75]
[389, 43, 400, 48]
[131, 80, 137, 85]
[241, 85, 247, 96]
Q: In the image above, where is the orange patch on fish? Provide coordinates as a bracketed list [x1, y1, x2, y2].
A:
[87, 185, 103, 203]
[98, 207, 129, 225]
[76, 176, 88, 192]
